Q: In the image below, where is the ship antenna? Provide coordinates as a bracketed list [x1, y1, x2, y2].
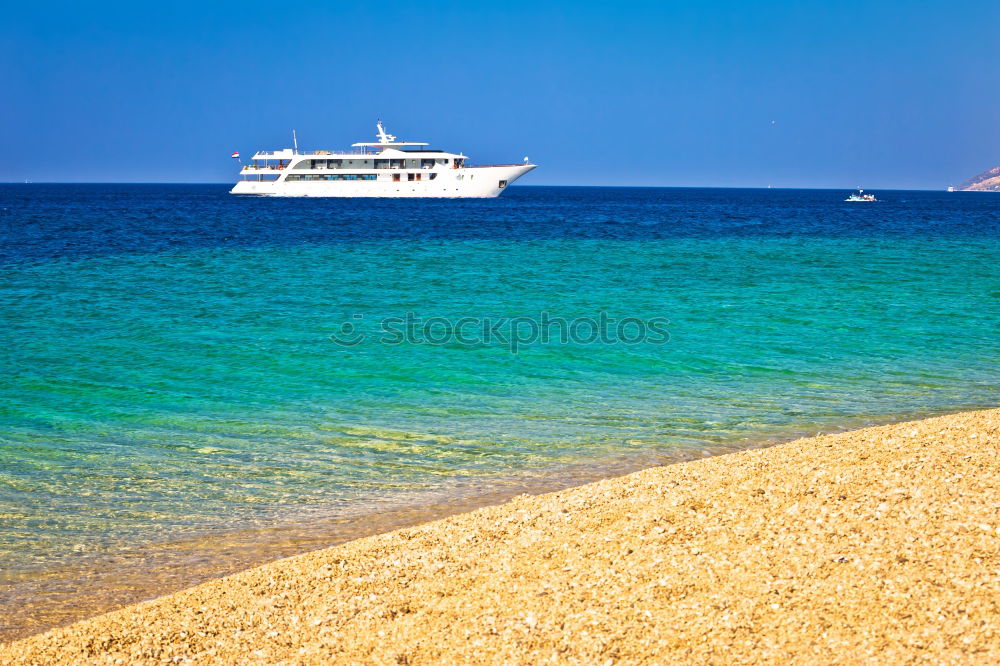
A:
[376, 120, 396, 144]
[293, 129, 299, 155]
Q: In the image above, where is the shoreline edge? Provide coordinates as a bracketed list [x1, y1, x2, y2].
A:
[2, 408, 998, 663]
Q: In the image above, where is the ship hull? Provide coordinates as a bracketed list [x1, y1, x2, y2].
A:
[230, 165, 535, 198]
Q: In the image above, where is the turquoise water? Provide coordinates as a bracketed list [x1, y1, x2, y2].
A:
[1, 185, 998, 604]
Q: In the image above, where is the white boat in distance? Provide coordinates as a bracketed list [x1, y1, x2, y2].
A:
[844, 188, 877, 202]
[231, 122, 536, 198]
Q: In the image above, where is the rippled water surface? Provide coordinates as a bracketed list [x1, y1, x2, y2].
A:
[1, 185, 998, 636]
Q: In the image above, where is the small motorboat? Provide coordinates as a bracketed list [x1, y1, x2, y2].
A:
[845, 188, 877, 202]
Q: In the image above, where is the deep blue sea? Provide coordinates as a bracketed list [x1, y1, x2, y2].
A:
[1, 184, 998, 634]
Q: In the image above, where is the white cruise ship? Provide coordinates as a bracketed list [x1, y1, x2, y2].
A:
[230, 122, 536, 198]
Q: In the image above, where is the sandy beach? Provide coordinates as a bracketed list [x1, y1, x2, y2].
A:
[2, 408, 998, 664]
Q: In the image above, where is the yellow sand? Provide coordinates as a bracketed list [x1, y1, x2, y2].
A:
[2, 409, 998, 664]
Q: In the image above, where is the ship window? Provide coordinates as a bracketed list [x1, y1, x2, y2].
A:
[284, 173, 377, 182]
[421, 159, 435, 168]
[499, 180, 507, 188]
[294, 159, 352, 169]
[392, 173, 401, 182]
[407, 173, 415, 181]
[429, 173, 437, 180]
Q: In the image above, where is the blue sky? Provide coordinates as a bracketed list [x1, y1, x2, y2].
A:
[2, 1, 998, 188]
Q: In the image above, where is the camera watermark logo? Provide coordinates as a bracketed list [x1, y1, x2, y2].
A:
[330, 311, 669, 354]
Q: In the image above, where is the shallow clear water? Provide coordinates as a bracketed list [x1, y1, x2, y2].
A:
[1, 185, 997, 628]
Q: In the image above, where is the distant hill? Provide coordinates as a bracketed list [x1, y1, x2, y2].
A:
[957, 165, 1000, 192]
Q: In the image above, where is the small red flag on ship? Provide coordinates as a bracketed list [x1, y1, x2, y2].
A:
[231, 151, 240, 159]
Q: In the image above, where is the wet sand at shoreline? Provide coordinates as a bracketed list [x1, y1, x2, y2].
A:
[2, 409, 998, 663]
